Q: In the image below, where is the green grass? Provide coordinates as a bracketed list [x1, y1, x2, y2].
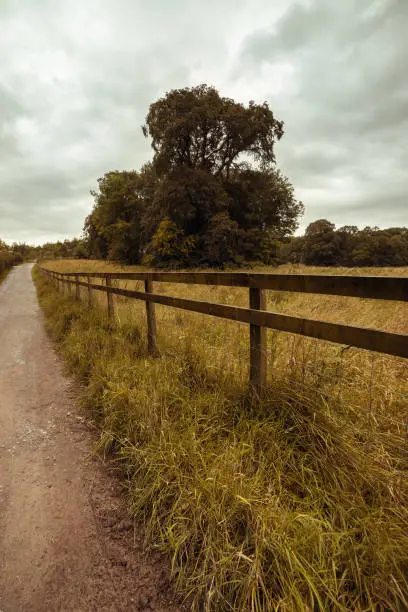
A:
[34, 265, 408, 611]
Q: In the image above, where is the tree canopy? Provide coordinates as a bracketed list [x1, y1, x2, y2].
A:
[5, 88, 406, 269]
[143, 84, 284, 177]
[283, 221, 408, 267]
[85, 85, 303, 267]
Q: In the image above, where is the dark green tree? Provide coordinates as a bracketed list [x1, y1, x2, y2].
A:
[282, 222, 408, 267]
[85, 171, 144, 263]
[139, 85, 302, 266]
[84, 85, 303, 267]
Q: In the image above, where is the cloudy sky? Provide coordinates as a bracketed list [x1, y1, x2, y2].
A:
[1, 0, 407, 245]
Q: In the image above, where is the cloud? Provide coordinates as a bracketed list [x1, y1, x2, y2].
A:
[237, 0, 408, 230]
[0, 0, 406, 244]
[2, 0, 276, 244]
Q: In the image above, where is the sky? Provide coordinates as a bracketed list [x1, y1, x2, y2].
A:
[1, 0, 407, 245]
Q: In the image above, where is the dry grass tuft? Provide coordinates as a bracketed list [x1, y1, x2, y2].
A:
[35, 262, 408, 611]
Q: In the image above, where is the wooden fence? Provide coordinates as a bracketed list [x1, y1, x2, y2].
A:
[38, 266, 408, 395]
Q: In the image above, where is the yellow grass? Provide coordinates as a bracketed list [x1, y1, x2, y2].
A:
[44, 259, 408, 413]
[36, 260, 408, 610]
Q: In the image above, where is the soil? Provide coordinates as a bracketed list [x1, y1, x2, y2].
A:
[0, 264, 181, 612]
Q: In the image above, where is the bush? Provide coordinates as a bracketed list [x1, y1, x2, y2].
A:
[0, 249, 22, 278]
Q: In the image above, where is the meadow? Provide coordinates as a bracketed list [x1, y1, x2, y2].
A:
[36, 260, 408, 610]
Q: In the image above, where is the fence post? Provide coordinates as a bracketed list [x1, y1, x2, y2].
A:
[106, 276, 114, 318]
[68, 276, 72, 297]
[145, 279, 158, 356]
[249, 287, 266, 396]
[87, 275, 92, 307]
[75, 274, 80, 300]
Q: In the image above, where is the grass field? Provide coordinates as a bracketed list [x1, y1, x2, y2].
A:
[36, 261, 408, 610]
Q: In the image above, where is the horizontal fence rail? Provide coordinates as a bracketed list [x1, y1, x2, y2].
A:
[38, 266, 408, 395]
[44, 270, 408, 301]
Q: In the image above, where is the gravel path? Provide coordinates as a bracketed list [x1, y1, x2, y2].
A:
[0, 264, 178, 612]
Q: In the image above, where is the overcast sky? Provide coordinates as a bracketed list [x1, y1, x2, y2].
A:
[1, 0, 407, 245]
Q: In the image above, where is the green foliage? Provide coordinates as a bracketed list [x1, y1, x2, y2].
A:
[4, 238, 89, 262]
[146, 218, 198, 267]
[203, 212, 241, 266]
[226, 168, 303, 237]
[0, 239, 23, 277]
[36, 238, 89, 261]
[84, 170, 143, 263]
[304, 219, 340, 266]
[84, 85, 303, 267]
[284, 221, 408, 267]
[145, 167, 230, 238]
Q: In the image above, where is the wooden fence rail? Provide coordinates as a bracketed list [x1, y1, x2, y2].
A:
[37, 266, 408, 395]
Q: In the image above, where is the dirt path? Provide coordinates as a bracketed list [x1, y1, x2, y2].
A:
[0, 265, 178, 612]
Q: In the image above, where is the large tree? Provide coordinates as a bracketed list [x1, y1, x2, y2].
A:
[303, 219, 341, 266]
[85, 85, 303, 266]
[141, 85, 302, 266]
[283, 221, 408, 267]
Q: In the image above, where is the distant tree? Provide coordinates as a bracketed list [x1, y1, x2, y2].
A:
[305, 219, 336, 236]
[338, 225, 359, 235]
[349, 227, 408, 267]
[302, 219, 341, 265]
[280, 222, 408, 267]
[11, 242, 35, 260]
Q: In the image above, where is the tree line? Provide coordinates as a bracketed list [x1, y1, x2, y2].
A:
[3, 85, 407, 268]
[283, 219, 408, 267]
[0, 238, 87, 264]
[4, 220, 408, 268]
[83, 85, 407, 268]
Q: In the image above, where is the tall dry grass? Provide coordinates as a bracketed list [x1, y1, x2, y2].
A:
[36, 261, 408, 610]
